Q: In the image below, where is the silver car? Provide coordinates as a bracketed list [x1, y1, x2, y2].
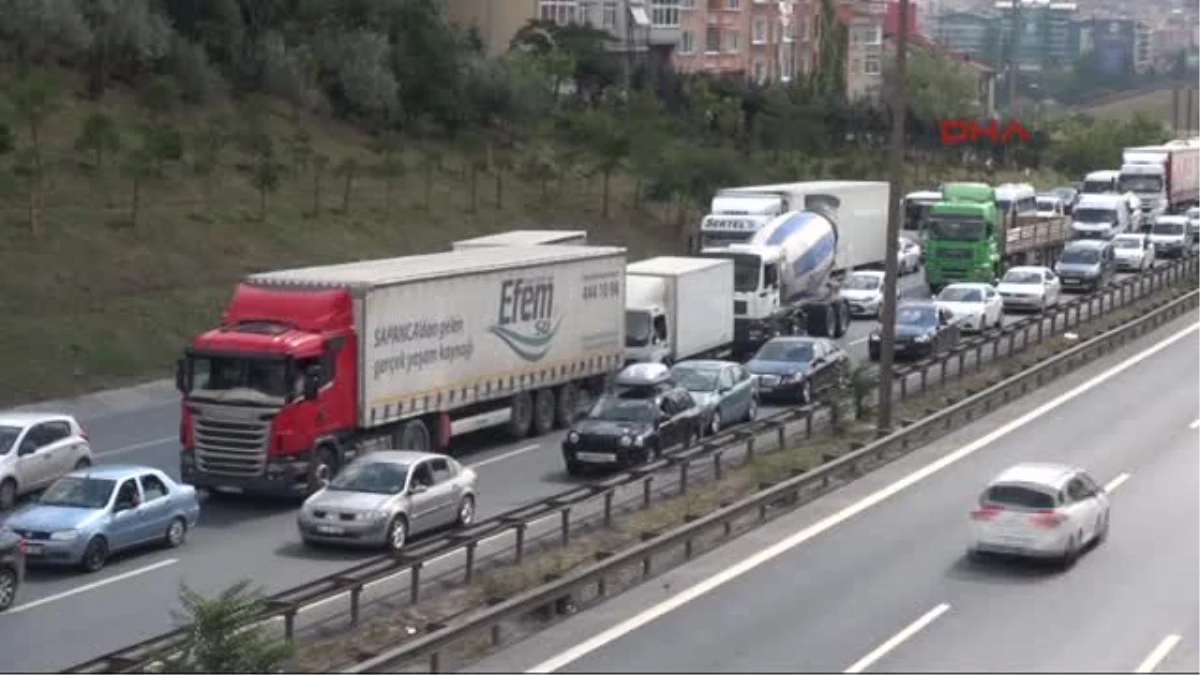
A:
[297, 451, 478, 552]
[669, 360, 758, 436]
[0, 413, 94, 511]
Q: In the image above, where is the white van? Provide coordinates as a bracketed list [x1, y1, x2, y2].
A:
[1071, 194, 1129, 239]
[1081, 170, 1120, 195]
[995, 183, 1037, 217]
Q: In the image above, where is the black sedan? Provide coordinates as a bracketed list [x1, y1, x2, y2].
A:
[868, 301, 960, 361]
[745, 336, 849, 405]
[561, 388, 702, 476]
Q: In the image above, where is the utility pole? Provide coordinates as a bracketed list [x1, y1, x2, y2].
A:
[876, 0, 909, 434]
[1007, 0, 1020, 109]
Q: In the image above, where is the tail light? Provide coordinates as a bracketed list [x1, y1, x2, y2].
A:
[971, 505, 1004, 520]
[17, 538, 25, 556]
[1030, 509, 1067, 528]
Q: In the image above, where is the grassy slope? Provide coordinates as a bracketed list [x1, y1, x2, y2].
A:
[0, 72, 680, 405]
[1079, 87, 1200, 131]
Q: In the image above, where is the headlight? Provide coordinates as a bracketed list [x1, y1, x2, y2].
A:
[567, 431, 580, 443]
[633, 436, 645, 448]
[916, 333, 931, 342]
[619, 435, 632, 447]
[363, 510, 389, 521]
[869, 333, 880, 342]
[49, 530, 79, 541]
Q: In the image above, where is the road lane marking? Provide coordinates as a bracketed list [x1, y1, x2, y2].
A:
[97, 436, 176, 457]
[849, 337, 870, 346]
[5, 558, 178, 615]
[1104, 472, 1131, 492]
[1189, 419, 1199, 429]
[1135, 634, 1182, 673]
[470, 444, 541, 469]
[843, 603, 951, 674]
[525, 321, 1200, 673]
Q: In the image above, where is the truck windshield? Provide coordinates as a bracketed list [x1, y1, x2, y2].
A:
[1153, 222, 1185, 235]
[625, 311, 653, 348]
[726, 255, 761, 292]
[1073, 208, 1114, 224]
[904, 200, 936, 228]
[1118, 175, 1161, 193]
[1036, 199, 1058, 212]
[1113, 238, 1142, 249]
[927, 217, 986, 241]
[189, 354, 291, 402]
[1060, 249, 1100, 264]
[1081, 180, 1113, 194]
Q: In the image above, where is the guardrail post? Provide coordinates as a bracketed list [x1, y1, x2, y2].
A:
[992, 334, 1001, 359]
[776, 424, 786, 450]
[1007, 330, 1016, 355]
[603, 491, 614, 527]
[1036, 316, 1044, 343]
[560, 508, 571, 548]
[745, 435, 757, 464]
[410, 562, 422, 604]
[643, 476, 654, 509]
[349, 584, 362, 627]
[899, 372, 908, 399]
[957, 350, 966, 374]
[430, 650, 441, 674]
[464, 542, 477, 583]
[679, 461, 689, 496]
[284, 609, 296, 639]
[804, 411, 813, 438]
[939, 357, 948, 385]
[920, 364, 929, 394]
[514, 524, 526, 564]
[713, 450, 723, 481]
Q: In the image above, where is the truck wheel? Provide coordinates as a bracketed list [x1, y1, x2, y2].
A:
[532, 388, 556, 437]
[507, 392, 534, 439]
[312, 445, 338, 490]
[833, 302, 849, 338]
[807, 305, 830, 337]
[396, 420, 432, 452]
[555, 382, 579, 428]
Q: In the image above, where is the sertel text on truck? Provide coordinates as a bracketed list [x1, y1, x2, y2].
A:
[176, 245, 627, 497]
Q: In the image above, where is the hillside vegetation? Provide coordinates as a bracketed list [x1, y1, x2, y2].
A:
[0, 0, 1169, 405]
[1080, 87, 1200, 132]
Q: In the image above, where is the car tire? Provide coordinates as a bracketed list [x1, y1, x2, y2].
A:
[1094, 513, 1109, 546]
[0, 479, 16, 512]
[164, 517, 188, 548]
[0, 566, 17, 612]
[80, 537, 109, 573]
[532, 388, 557, 437]
[312, 446, 337, 492]
[744, 397, 758, 423]
[1059, 533, 1080, 570]
[386, 516, 409, 553]
[709, 410, 722, 436]
[74, 458, 91, 471]
[455, 495, 476, 528]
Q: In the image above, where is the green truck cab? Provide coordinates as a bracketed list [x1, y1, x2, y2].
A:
[923, 183, 1002, 292]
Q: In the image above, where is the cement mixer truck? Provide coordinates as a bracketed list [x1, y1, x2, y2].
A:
[699, 194, 887, 357]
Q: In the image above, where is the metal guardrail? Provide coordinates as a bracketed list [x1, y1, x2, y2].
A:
[348, 281, 1200, 675]
[61, 255, 1198, 674]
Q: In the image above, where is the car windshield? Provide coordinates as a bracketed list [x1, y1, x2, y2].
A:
[845, 274, 882, 290]
[1053, 188, 1076, 201]
[670, 365, 719, 392]
[939, 287, 983, 303]
[927, 217, 986, 241]
[625, 310, 653, 348]
[1060, 249, 1100, 264]
[1035, 199, 1058, 211]
[1002, 270, 1042, 284]
[1073, 208, 1114, 224]
[1081, 180, 1113, 194]
[1187, 208, 1199, 220]
[1153, 222, 1185, 235]
[587, 397, 657, 423]
[0, 425, 20, 455]
[38, 476, 116, 509]
[982, 483, 1056, 510]
[754, 341, 813, 363]
[1118, 175, 1162, 193]
[904, 199, 936, 227]
[1113, 238, 1141, 249]
[896, 306, 936, 327]
[328, 461, 410, 494]
[188, 354, 291, 401]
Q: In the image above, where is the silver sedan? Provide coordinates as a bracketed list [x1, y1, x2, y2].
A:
[297, 450, 478, 552]
[669, 360, 758, 436]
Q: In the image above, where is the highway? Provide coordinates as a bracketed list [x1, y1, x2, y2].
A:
[0, 267, 1156, 672]
[467, 311, 1199, 675]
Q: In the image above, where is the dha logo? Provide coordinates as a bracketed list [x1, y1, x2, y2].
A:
[491, 277, 563, 362]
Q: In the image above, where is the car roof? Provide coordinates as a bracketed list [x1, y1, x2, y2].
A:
[941, 282, 990, 291]
[672, 359, 735, 370]
[898, 300, 937, 309]
[1076, 194, 1122, 206]
[1005, 265, 1049, 273]
[763, 336, 821, 345]
[1113, 233, 1144, 240]
[73, 464, 161, 480]
[616, 362, 673, 385]
[0, 412, 76, 427]
[356, 450, 441, 464]
[1065, 239, 1108, 249]
[990, 462, 1079, 490]
[852, 269, 886, 277]
[1155, 215, 1188, 224]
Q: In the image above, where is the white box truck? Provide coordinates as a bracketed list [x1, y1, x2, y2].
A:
[624, 257, 735, 365]
[176, 245, 626, 496]
[1118, 142, 1200, 219]
[451, 229, 589, 250]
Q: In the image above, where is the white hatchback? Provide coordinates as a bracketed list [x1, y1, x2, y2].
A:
[969, 462, 1110, 567]
[935, 283, 1003, 333]
[0, 413, 94, 511]
[995, 266, 1061, 313]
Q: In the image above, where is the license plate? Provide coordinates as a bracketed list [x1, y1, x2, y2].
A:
[576, 452, 617, 463]
[317, 525, 345, 535]
[24, 543, 43, 556]
[1063, 278, 1079, 284]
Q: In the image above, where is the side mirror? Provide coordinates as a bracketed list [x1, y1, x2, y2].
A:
[409, 483, 428, 495]
[175, 358, 190, 393]
[303, 366, 321, 401]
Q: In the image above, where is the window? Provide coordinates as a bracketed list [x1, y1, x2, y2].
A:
[539, 0, 577, 25]
[865, 24, 881, 44]
[429, 458, 454, 484]
[798, 18, 810, 40]
[115, 479, 140, 507]
[410, 463, 434, 488]
[781, 49, 795, 79]
[752, 59, 766, 83]
[705, 26, 721, 52]
[864, 56, 881, 74]
[680, 0, 694, 8]
[782, 20, 793, 42]
[725, 29, 740, 52]
[651, 0, 680, 27]
[717, 368, 735, 391]
[726, 0, 740, 9]
[679, 30, 695, 54]
[140, 473, 170, 501]
[603, 0, 617, 27]
[753, 18, 767, 44]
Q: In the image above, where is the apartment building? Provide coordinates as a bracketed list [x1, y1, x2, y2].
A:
[839, 0, 887, 101]
[671, 0, 821, 84]
[992, 0, 1080, 71]
[931, 11, 998, 63]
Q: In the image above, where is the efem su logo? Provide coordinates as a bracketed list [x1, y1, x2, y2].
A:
[491, 276, 563, 362]
[939, 119, 1032, 146]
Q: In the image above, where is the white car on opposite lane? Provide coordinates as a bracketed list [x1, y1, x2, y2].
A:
[0, 413, 94, 511]
[935, 283, 1003, 333]
[969, 462, 1111, 567]
[995, 266, 1061, 313]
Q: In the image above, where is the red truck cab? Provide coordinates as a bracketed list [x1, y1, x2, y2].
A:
[176, 283, 358, 496]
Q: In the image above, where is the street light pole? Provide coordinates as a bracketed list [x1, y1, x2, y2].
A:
[876, 0, 909, 434]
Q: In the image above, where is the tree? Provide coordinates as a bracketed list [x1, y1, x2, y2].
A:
[249, 147, 285, 221]
[371, 131, 405, 218]
[83, 0, 173, 97]
[120, 144, 155, 229]
[6, 72, 62, 235]
[568, 109, 631, 218]
[310, 153, 330, 216]
[138, 76, 180, 118]
[74, 112, 122, 169]
[119, 122, 183, 228]
[190, 118, 228, 220]
[0, 0, 92, 68]
[334, 156, 360, 214]
[157, 581, 295, 673]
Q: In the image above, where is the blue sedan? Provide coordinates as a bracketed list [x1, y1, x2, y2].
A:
[5, 465, 201, 572]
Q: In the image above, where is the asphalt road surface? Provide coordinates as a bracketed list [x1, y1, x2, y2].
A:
[0, 267, 1161, 672]
[466, 310, 1199, 674]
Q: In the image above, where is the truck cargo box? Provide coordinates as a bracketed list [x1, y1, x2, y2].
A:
[451, 229, 589, 250]
[625, 257, 735, 362]
[246, 245, 626, 429]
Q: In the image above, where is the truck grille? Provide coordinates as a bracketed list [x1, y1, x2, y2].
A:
[192, 406, 272, 477]
[937, 249, 972, 259]
[734, 300, 747, 315]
